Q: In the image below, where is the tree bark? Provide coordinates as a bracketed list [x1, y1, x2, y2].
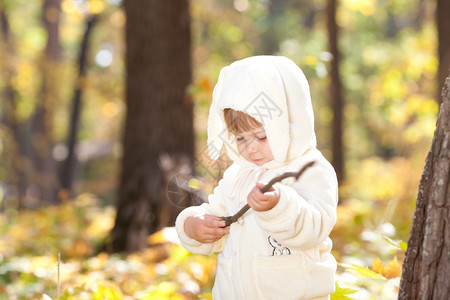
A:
[111, 0, 194, 253]
[398, 75, 450, 299]
[327, 0, 344, 183]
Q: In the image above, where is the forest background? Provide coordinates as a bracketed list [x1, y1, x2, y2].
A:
[0, 0, 447, 299]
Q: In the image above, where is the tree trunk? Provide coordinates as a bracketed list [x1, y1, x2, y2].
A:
[327, 0, 344, 183]
[0, 7, 29, 209]
[437, 0, 450, 104]
[260, 0, 286, 55]
[58, 15, 98, 200]
[111, 0, 194, 253]
[43, 0, 62, 60]
[398, 75, 450, 299]
[30, 0, 63, 204]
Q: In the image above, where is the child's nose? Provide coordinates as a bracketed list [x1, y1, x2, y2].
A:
[247, 139, 258, 153]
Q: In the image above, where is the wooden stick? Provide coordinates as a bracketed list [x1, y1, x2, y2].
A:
[57, 252, 61, 299]
[220, 161, 316, 227]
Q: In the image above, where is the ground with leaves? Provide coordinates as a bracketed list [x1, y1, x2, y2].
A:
[0, 180, 408, 300]
[0, 195, 216, 299]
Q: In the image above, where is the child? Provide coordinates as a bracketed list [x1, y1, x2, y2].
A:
[175, 56, 338, 299]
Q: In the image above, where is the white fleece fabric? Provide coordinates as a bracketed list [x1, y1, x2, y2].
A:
[176, 56, 338, 300]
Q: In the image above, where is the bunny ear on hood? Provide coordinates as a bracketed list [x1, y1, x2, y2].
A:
[207, 56, 316, 166]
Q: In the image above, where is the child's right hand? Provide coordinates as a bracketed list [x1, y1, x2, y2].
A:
[184, 214, 230, 243]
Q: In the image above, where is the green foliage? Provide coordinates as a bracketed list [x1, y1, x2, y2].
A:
[383, 236, 407, 251]
[331, 281, 358, 300]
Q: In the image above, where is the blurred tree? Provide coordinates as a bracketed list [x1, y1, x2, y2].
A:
[437, 0, 449, 103]
[398, 75, 449, 299]
[42, 0, 61, 60]
[111, 0, 194, 253]
[260, 0, 286, 54]
[327, 0, 344, 182]
[58, 15, 98, 200]
[30, 0, 62, 204]
[0, 5, 28, 208]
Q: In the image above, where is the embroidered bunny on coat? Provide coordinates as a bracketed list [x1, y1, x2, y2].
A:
[268, 236, 291, 256]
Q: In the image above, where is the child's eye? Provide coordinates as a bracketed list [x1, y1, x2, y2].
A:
[257, 136, 267, 141]
[236, 136, 244, 142]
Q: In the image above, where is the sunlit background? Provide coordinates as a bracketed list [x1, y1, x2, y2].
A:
[0, 0, 441, 298]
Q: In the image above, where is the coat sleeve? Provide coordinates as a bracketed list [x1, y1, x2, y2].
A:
[254, 158, 338, 249]
[175, 164, 237, 255]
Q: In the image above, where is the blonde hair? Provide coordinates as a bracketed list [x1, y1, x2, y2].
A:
[223, 108, 262, 134]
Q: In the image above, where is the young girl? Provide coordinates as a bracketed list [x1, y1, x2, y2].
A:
[175, 56, 338, 299]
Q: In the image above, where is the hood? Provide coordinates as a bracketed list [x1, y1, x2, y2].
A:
[207, 55, 317, 168]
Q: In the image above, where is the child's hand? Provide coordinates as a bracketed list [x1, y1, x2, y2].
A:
[247, 182, 280, 211]
[184, 214, 230, 243]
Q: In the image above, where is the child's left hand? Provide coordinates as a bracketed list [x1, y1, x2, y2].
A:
[247, 182, 280, 211]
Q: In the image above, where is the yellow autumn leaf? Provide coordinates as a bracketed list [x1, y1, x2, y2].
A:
[385, 256, 402, 279]
[156, 281, 178, 295]
[93, 282, 124, 300]
[88, 0, 104, 14]
[370, 256, 402, 279]
[188, 177, 202, 190]
[198, 293, 213, 300]
[371, 257, 386, 276]
[147, 230, 167, 245]
[85, 210, 115, 237]
[383, 236, 408, 251]
[341, 263, 386, 280]
[196, 77, 212, 93]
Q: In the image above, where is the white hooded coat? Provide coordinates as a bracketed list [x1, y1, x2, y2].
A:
[176, 56, 338, 300]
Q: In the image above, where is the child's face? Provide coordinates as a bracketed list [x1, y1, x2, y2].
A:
[234, 127, 274, 166]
